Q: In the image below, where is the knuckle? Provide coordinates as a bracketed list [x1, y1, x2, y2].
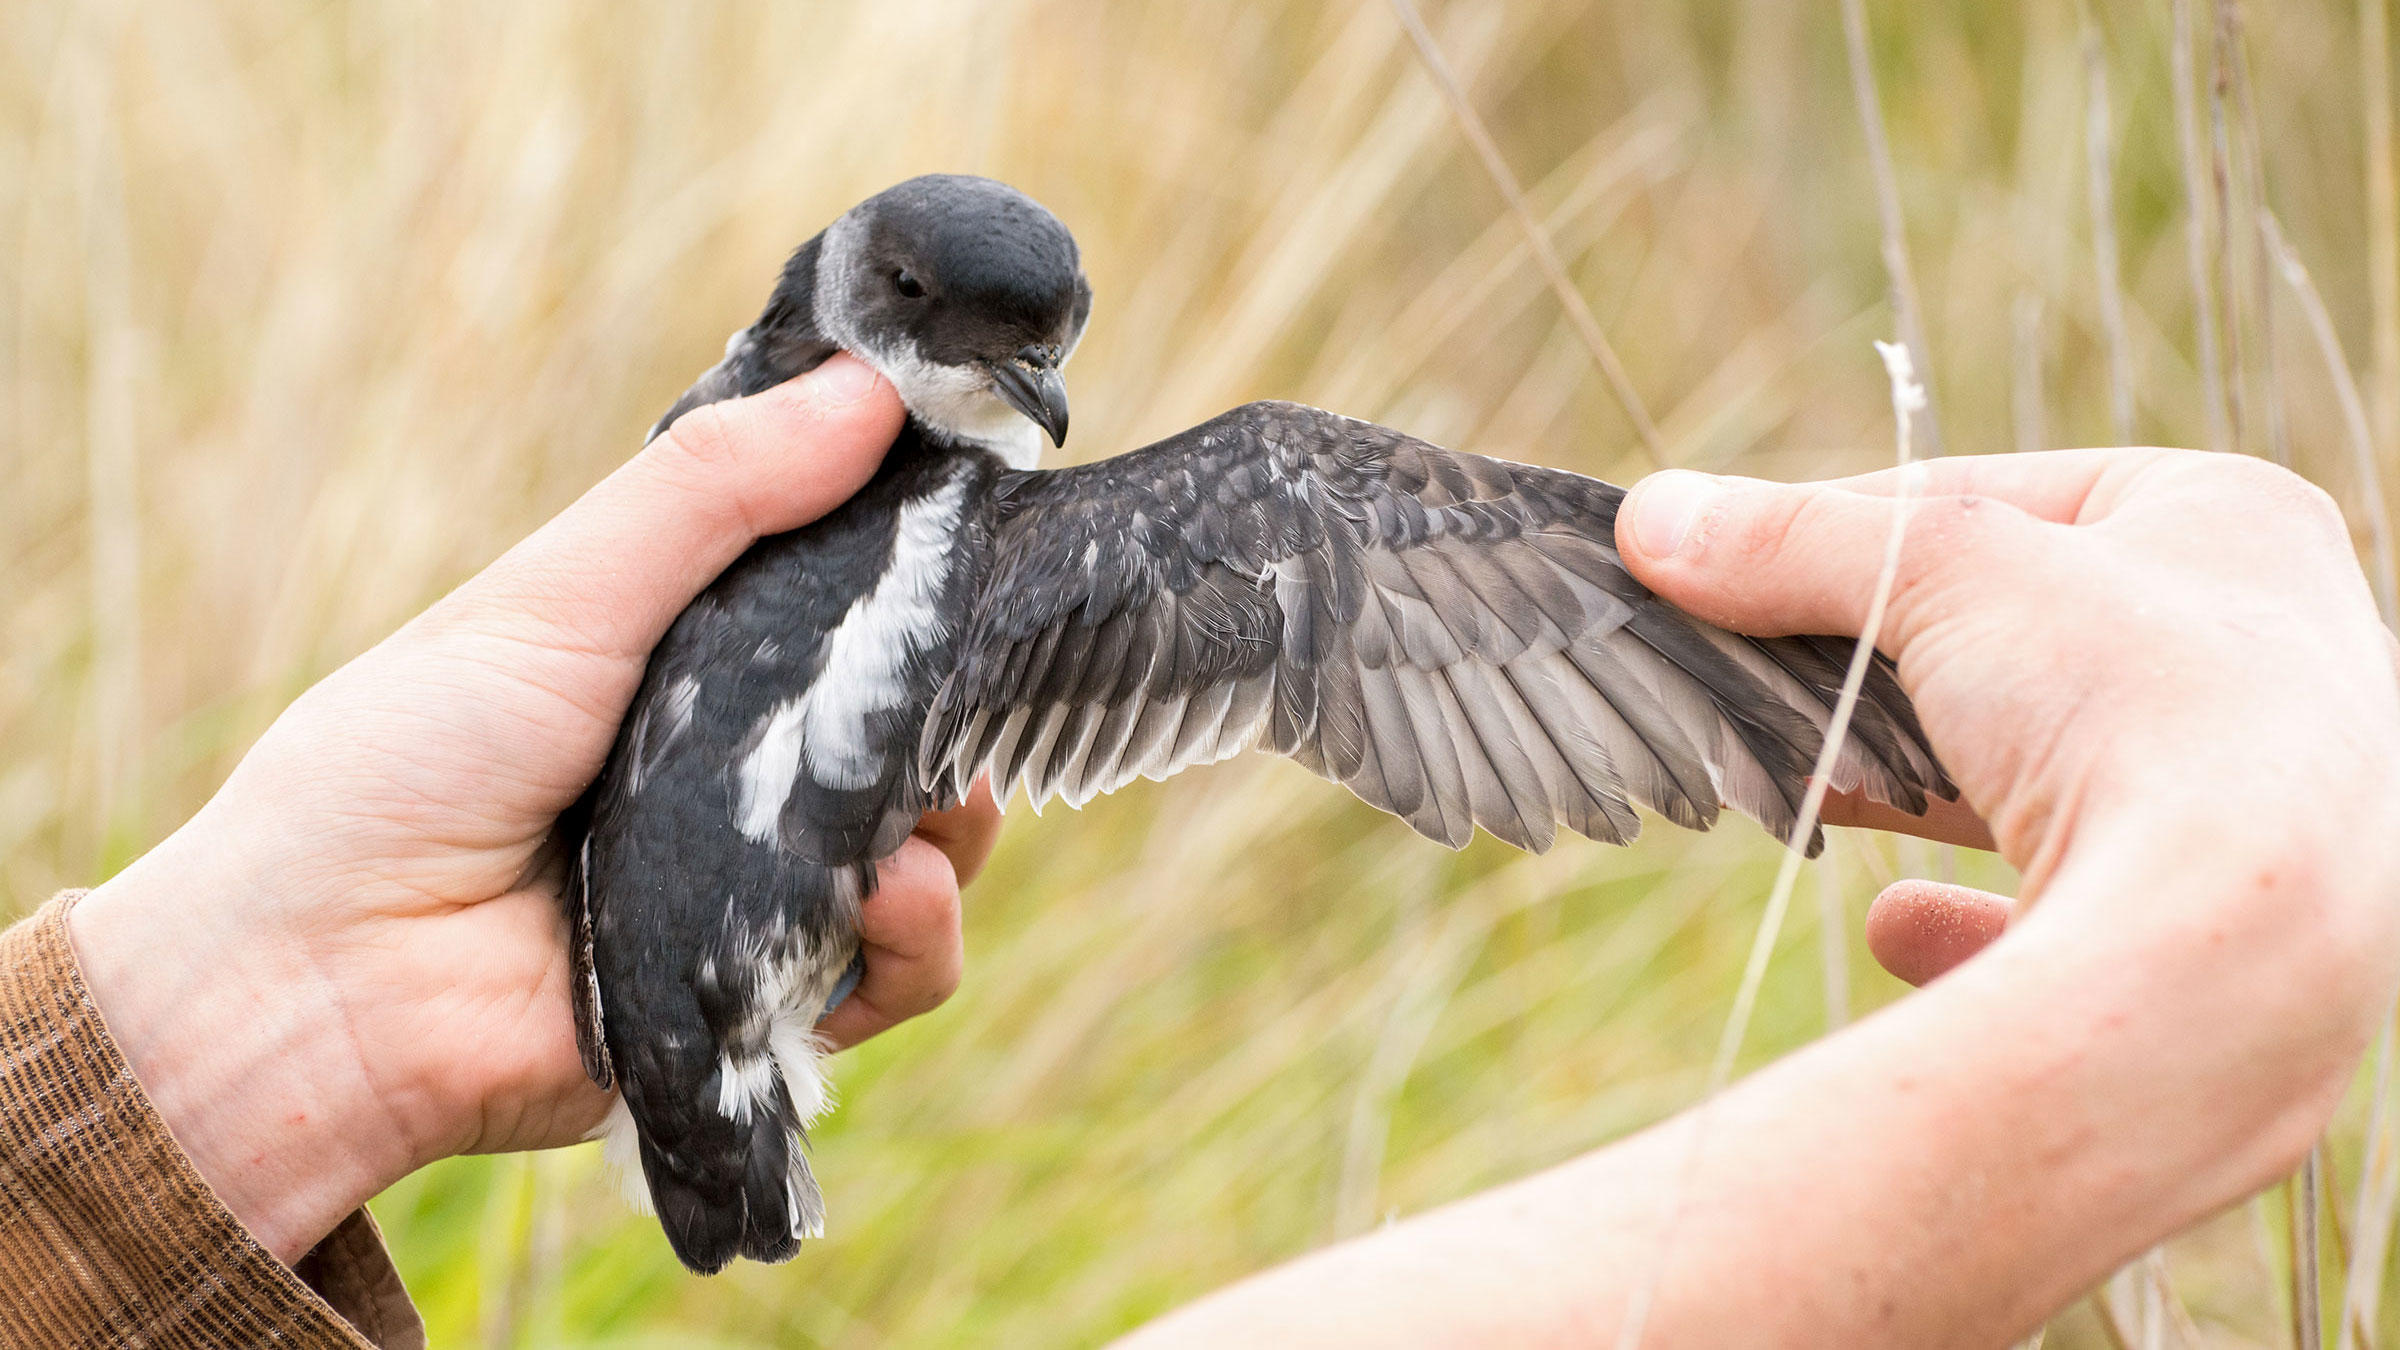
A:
[645, 403, 763, 536]
[2269, 470, 2347, 541]
[1725, 486, 1826, 567]
[654, 402, 744, 476]
[2198, 453, 2342, 528]
[1883, 494, 2012, 627]
[922, 969, 960, 1012]
[1900, 492, 2001, 561]
[2201, 457, 2358, 563]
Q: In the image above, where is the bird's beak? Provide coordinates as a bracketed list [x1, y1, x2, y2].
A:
[985, 351, 1070, 447]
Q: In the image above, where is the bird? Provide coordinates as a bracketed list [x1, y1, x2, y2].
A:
[564, 173, 1955, 1274]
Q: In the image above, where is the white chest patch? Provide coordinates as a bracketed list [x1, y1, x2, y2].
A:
[735, 475, 969, 841]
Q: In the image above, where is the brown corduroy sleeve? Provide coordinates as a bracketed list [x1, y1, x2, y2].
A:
[0, 892, 426, 1349]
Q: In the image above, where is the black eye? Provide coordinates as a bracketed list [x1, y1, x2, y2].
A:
[893, 269, 926, 299]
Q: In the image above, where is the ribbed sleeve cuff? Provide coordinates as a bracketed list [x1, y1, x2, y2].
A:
[0, 892, 424, 1349]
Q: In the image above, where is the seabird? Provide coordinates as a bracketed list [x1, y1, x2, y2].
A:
[565, 173, 1954, 1273]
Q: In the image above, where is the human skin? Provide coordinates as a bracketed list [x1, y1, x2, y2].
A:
[1123, 448, 2400, 1345]
[65, 355, 1001, 1264]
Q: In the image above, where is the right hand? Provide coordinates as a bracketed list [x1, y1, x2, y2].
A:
[1619, 446, 2400, 1151]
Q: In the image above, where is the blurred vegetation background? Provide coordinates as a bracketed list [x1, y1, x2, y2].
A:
[4, 0, 2395, 1344]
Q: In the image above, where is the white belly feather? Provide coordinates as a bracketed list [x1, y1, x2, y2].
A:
[734, 474, 969, 842]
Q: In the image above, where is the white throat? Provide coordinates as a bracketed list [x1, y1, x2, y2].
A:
[866, 351, 1048, 470]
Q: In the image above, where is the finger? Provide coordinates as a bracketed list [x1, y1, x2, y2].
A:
[1817, 788, 1997, 851]
[431, 355, 906, 662]
[1615, 468, 2055, 642]
[1800, 447, 2179, 523]
[913, 777, 1003, 887]
[1864, 879, 2014, 987]
[815, 838, 965, 1051]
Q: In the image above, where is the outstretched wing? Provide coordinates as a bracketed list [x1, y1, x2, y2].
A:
[918, 401, 1950, 855]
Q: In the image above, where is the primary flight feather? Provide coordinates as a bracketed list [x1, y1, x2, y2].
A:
[564, 174, 1954, 1273]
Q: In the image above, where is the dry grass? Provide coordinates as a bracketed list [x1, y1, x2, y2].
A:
[3, 1, 2395, 1345]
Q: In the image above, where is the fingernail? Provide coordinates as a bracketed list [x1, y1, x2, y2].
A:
[812, 353, 881, 406]
[1628, 470, 1721, 559]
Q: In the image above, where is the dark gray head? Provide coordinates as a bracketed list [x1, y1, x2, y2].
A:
[814, 175, 1090, 465]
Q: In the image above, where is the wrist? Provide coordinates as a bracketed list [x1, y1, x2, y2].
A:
[68, 829, 420, 1263]
[2002, 796, 2400, 1189]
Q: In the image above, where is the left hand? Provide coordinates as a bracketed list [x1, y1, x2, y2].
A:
[67, 354, 1000, 1262]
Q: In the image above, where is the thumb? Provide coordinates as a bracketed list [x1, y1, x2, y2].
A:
[431, 353, 904, 662]
[1614, 468, 2037, 649]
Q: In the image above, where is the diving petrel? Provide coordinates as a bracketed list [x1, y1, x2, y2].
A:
[566, 173, 1953, 1273]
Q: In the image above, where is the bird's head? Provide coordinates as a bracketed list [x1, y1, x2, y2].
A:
[815, 174, 1090, 467]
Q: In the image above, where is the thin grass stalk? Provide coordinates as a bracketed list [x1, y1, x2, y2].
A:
[2091, 1285, 2136, 1350]
[2143, 1247, 2204, 1348]
[2208, 0, 2247, 457]
[527, 1149, 568, 1345]
[1707, 342, 1923, 1095]
[72, 20, 140, 847]
[2171, 0, 2231, 454]
[2141, 1257, 2165, 1349]
[1332, 905, 1480, 1237]
[2339, 1021, 2396, 1350]
[1838, 0, 1945, 456]
[2364, 0, 2400, 462]
[2298, 1156, 2327, 1350]
[2264, 223, 2400, 1346]
[2013, 293, 2046, 455]
[2223, 9, 2288, 467]
[2259, 1192, 2302, 1336]
[2083, 23, 2137, 444]
[2221, 36, 2397, 1340]
[478, 1154, 535, 1349]
[1816, 838, 1848, 1033]
[1385, 0, 1664, 464]
[1616, 340, 1924, 1350]
[2263, 213, 2400, 621]
[2328, 1145, 2359, 1282]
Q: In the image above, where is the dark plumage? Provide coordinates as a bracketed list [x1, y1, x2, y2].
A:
[565, 173, 1954, 1274]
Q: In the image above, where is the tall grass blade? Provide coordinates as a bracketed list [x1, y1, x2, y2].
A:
[2364, 0, 2400, 463]
[1708, 338, 1922, 1092]
[2083, 23, 2138, 444]
[1385, 0, 1664, 463]
[2092, 1283, 2136, 1350]
[1816, 839, 1848, 1034]
[2208, 0, 2247, 457]
[2171, 0, 2231, 454]
[1838, 0, 1945, 456]
[2013, 292, 2046, 454]
[2222, 5, 2288, 467]
[2339, 1016, 2397, 1350]
[2298, 1156, 2327, 1350]
[70, 15, 140, 851]
[2263, 213, 2400, 622]
[1616, 340, 1923, 1348]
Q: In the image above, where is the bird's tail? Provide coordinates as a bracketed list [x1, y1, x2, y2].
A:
[595, 1007, 837, 1272]
[587, 841, 861, 1275]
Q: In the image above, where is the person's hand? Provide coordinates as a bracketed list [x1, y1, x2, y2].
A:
[1616, 447, 2400, 1331]
[1624, 448, 2400, 989]
[1125, 446, 2400, 1346]
[66, 355, 1001, 1263]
